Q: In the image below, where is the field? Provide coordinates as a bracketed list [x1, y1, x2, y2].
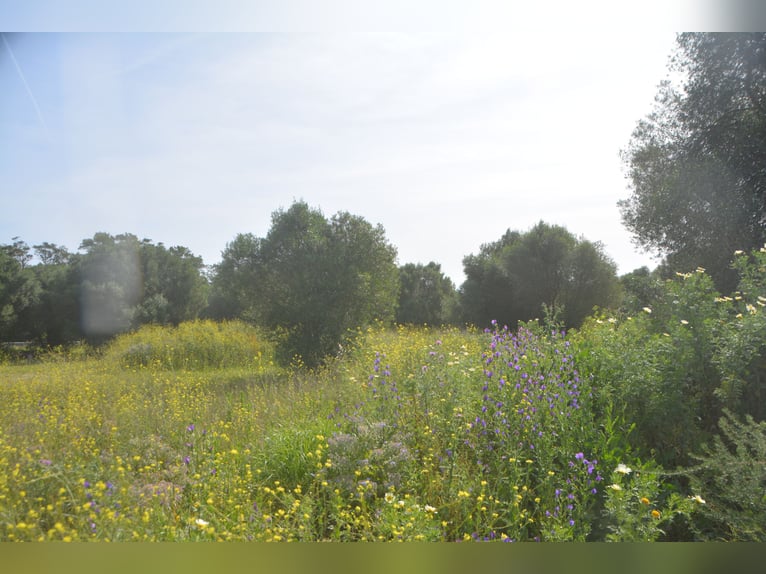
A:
[0, 315, 725, 543]
[4, 249, 766, 544]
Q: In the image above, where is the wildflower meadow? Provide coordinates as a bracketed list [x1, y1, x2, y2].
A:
[2, 248, 766, 543]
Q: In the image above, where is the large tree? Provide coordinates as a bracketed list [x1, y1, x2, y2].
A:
[619, 33, 766, 291]
[212, 201, 399, 366]
[459, 222, 620, 329]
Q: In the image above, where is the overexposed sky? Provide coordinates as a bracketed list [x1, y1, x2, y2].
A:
[1, 29, 681, 284]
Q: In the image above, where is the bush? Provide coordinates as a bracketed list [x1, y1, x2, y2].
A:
[105, 320, 274, 371]
[572, 248, 766, 469]
[685, 410, 766, 541]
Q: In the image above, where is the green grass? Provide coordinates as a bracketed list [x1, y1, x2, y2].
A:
[0, 321, 709, 541]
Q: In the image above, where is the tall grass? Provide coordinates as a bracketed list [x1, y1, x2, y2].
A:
[0, 320, 706, 541]
[104, 320, 274, 372]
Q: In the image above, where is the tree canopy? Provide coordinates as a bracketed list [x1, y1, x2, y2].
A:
[211, 201, 399, 366]
[619, 33, 766, 291]
[459, 222, 620, 329]
[0, 234, 209, 346]
[396, 262, 457, 326]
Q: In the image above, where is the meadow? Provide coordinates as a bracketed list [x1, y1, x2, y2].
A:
[2, 249, 766, 542]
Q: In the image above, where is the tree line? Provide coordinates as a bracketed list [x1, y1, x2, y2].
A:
[2, 33, 764, 366]
[0, 209, 622, 366]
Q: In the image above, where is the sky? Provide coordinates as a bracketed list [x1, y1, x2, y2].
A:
[0, 26, 687, 285]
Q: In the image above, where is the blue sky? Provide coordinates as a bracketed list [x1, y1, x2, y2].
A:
[1, 29, 683, 284]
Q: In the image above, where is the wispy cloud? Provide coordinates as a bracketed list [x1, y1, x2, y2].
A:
[2, 32, 51, 141]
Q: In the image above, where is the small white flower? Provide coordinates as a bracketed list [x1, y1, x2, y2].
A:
[424, 505, 437, 513]
[609, 484, 622, 491]
[384, 492, 396, 504]
[690, 494, 706, 504]
[680, 319, 689, 325]
[195, 518, 209, 527]
[615, 463, 632, 475]
[642, 307, 652, 314]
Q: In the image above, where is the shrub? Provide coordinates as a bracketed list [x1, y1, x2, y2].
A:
[685, 410, 766, 541]
[105, 320, 274, 371]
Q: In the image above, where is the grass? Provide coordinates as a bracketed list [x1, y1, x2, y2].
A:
[0, 321, 703, 541]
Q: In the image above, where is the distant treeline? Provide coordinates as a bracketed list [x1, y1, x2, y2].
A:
[1, 209, 629, 365]
[4, 32, 765, 366]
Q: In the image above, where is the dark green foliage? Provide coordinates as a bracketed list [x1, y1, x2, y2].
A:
[78, 233, 144, 340]
[26, 258, 81, 346]
[459, 230, 521, 330]
[620, 33, 766, 292]
[0, 239, 42, 341]
[204, 233, 261, 321]
[211, 201, 399, 367]
[0, 239, 81, 346]
[686, 410, 766, 541]
[134, 243, 208, 326]
[619, 266, 663, 315]
[396, 262, 457, 326]
[459, 222, 620, 329]
[76, 233, 209, 342]
[0, 234, 210, 346]
[575, 271, 725, 468]
[711, 249, 766, 420]
[575, 246, 766, 470]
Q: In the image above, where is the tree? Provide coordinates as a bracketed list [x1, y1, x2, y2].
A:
[0, 239, 41, 341]
[211, 201, 399, 366]
[78, 233, 144, 340]
[134, 242, 208, 325]
[396, 262, 457, 326]
[459, 222, 620, 329]
[78, 233, 208, 341]
[205, 233, 262, 321]
[619, 33, 766, 291]
[34, 242, 72, 266]
[26, 250, 81, 345]
[459, 230, 521, 328]
[618, 266, 662, 315]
